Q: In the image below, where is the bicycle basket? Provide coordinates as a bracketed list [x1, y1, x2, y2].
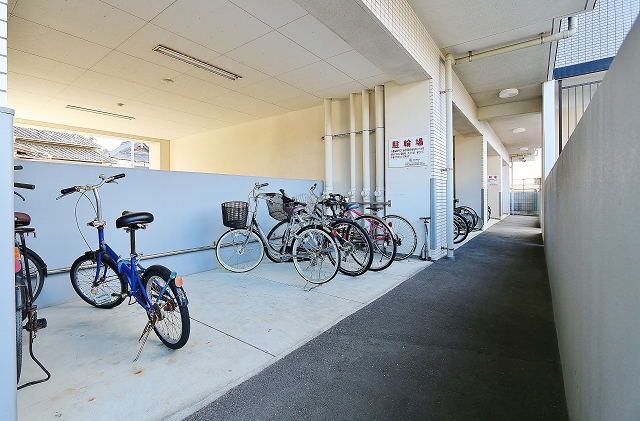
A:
[221, 201, 249, 228]
[266, 194, 289, 221]
[293, 193, 317, 215]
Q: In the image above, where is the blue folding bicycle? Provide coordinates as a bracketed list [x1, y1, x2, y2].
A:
[58, 173, 190, 359]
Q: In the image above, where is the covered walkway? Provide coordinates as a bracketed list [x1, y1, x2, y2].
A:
[183, 216, 567, 421]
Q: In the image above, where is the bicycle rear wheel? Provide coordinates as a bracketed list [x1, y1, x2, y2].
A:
[16, 308, 22, 382]
[330, 219, 373, 276]
[143, 266, 190, 349]
[216, 228, 264, 272]
[453, 213, 469, 244]
[383, 215, 417, 260]
[266, 220, 288, 263]
[355, 215, 396, 271]
[24, 247, 46, 302]
[292, 226, 340, 284]
[70, 253, 127, 309]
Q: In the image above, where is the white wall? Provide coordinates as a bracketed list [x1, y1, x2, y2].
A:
[171, 106, 325, 180]
[14, 160, 321, 308]
[502, 161, 510, 217]
[384, 80, 431, 253]
[454, 135, 483, 216]
[543, 19, 640, 421]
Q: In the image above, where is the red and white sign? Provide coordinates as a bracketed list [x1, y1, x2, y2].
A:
[488, 175, 499, 185]
[389, 135, 428, 168]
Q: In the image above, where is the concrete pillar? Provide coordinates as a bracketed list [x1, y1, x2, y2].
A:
[542, 80, 557, 180]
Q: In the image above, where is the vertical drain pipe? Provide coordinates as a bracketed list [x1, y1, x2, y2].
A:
[324, 98, 333, 195]
[445, 54, 455, 259]
[361, 90, 371, 203]
[349, 93, 357, 202]
[374, 85, 385, 204]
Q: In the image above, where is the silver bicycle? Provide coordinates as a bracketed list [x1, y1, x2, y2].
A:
[215, 183, 341, 284]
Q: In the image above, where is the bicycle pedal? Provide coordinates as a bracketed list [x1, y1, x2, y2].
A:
[111, 292, 129, 299]
[26, 318, 47, 331]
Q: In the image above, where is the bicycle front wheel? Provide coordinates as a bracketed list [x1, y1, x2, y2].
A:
[70, 253, 127, 309]
[216, 229, 264, 272]
[383, 215, 417, 260]
[356, 215, 396, 271]
[143, 266, 190, 349]
[292, 226, 340, 284]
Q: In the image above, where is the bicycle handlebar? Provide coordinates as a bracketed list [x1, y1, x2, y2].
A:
[14, 182, 35, 190]
[14, 165, 23, 171]
[57, 173, 126, 200]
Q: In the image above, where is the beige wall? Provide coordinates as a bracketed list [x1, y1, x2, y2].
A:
[170, 106, 325, 180]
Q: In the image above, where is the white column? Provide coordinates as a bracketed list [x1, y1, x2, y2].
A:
[324, 99, 333, 195]
[542, 80, 556, 180]
[445, 54, 454, 258]
[361, 90, 371, 203]
[349, 93, 357, 202]
[1, 107, 17, 420]
[373, 85, 385, 203]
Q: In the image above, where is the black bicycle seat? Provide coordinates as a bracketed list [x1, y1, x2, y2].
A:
[116, 212, 154, 229]
[14, 212, 31, 227]
[366, 204, 383, 212]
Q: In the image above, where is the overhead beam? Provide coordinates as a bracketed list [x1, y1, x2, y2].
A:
[477, 98, 542, 121]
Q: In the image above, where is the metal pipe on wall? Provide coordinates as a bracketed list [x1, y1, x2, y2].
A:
[374, 85, 385, 204]
[361, 90, 371, 202]
[445, 54, 455, 259]
[349, 93, 357, 201]
[324, 98, 333, 195]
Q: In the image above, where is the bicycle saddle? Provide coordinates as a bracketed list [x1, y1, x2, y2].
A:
[116, 211, 154, 229]
[340, 202, 359, 211]
[14, 212, 31, 227]
[366, 204, 383, 212]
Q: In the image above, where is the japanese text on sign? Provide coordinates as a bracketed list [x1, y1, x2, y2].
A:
[389, 135, 428, 168]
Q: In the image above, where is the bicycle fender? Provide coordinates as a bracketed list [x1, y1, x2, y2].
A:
[146, 265, 189, 307]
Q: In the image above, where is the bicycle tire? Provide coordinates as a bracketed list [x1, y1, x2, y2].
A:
[143, 265, 190, 349]
[383, 215, 418, 260]
[457, 205, 480, 230]
[266, 220, 288, 263]
[70, 252, 127, 309]
[453, 213, 469, 244]
[24, 247, 46, 302]
[216, 228, 264, 272]
[292, 226, 340, 284]
[16, 308, 22, 382]
[330, 219, 373, 276]
[355, 214, 396, 271]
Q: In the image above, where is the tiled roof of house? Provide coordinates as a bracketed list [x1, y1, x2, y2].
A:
[14, 127, 114, 164]
[110, 142, 150, 163]
[14, 127, 103, 148]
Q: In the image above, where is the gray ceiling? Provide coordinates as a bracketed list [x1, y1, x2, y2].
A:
[7, 0, 594, 156]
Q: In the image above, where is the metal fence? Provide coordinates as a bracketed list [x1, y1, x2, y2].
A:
[558, 79, 602, 152]
[510, 191, 540, 216]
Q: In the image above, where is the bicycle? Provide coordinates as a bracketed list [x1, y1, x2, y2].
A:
[216, 183, 341, 284]
[14, 169, 50, 388]
[268, 186, 374, 277]
[302, 188, 396, 271]
[14, 165, 47, 301]
[58, 173, 190, 359]
[454, 199, 483, 231]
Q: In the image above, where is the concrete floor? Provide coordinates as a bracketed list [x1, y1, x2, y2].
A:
[17, 253, 432, 421]
[17, 220, 496, 421]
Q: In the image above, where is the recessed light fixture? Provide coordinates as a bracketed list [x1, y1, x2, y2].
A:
[152, 45, 242, 81]
[66, 105, 135, 120]
[512, 127, 526, 133]
[519, 147, 529, 151]
[499, 88, 519, 98]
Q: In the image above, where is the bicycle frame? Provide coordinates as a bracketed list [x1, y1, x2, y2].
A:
[83, 179, 158, 312]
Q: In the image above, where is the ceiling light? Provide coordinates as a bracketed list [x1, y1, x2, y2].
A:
[66, 105, 135, 120]
[519, 147, 529, 151]
[512, 127, 526, 133]
[152, 45, 242, 81]
[499, 88, 519, 98]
